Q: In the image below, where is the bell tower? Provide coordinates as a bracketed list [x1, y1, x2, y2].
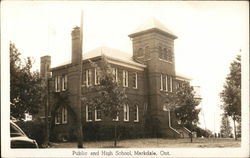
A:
[129, 17, 179, 137]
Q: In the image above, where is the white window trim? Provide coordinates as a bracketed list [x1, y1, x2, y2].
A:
[95, 108, 102, 121]
[62, 107, 67, 124]
[86, 69, 92, 87]
[123, 70, 128, 87]
[133, 72, 138, 89]
[160, 74, 163, 90]
[112, 115, 119, 121]
[134, 105, 139, 122]
[62, 76, 65, 91]
[62, 75, 67, 91]
[94, 68, 100, 85]
[124, 104, 129, 122]
[55, 76, 61, 92]
[165, 75, 168, 91]
[55, 77, 57, 92]
[65, 75, 67, 90]
[170, 76, 173, 92]
[55, 112, 60, 124]
[86, 105, 92, 122]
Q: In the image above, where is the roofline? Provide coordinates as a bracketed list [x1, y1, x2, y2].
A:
[51, 55, 147, 71]
[128, 28, 178, 39]
[105, 56, 146, 71]
[176, 75, 192, 81]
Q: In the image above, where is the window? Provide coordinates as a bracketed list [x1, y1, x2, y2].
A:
[165, 75, 168, 91]
[159, 47, 163, 59]
[132, 72, 138, 89]
[123, 70, 128, 87]
[138, 48, 143, 56]
[134, 105, 139, 122]
[163, 48, 167, 60]
[55, 76, 61, 92]
[168, 49, 173, 62]
[112, 68, 118, 82]
[160, 74, 163, 90]
[62, 107, 67, 124]
[112, 112, 119, 121]
[62, 75, 67, 91]
[170, 76, 173, 92]
[94, 68, 100, 85]
[55, 110, 61, 124]
[163, 103, 169, 111]
[124, 104, 129, 121]
[86, 105, 92, 122]
[86, 69, 92, 87]
[95, 108, 101, 121]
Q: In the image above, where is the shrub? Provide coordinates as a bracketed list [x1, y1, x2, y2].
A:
[82, 123, 144, 141]
[16, 120, 46, 147]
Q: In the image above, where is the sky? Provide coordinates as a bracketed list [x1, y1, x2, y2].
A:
[2, 1, 249, 133]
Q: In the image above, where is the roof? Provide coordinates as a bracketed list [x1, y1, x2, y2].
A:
[82, 46, 132, 62]
[53, 46, 146, 70]
[176, 72, 192, 81]
[129, 17, 177, 38]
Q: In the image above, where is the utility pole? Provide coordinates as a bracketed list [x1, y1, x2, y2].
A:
[77, 10, 84, 148]
[40, 56, 51, 147]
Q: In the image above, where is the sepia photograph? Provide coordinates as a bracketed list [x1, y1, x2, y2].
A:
[1, 1, 249, 157]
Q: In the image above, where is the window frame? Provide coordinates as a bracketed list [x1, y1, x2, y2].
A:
[134, 105, 139, 122]
[112, 112, 119, 121]
[170, 76, 173, 92]
[94, 68, 100, 85]
[123, 70, 129, 87]
[86, 69, 92, 87]
[132, 72, 138, 89]
[55, 110, 61, 124]
[123, 104, 129, 122]
[86, 105, 92, 122]
[95, 108, 102, 121]
[112, 68, 118, 82]
[165, 75, 168, 91]
[160, 74, 163, 90]
[62, 75, 67, 91]
[55, 76, 61, 92]
[62, 107, 67, 124]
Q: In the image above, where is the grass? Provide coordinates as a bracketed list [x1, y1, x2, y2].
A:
[50, 138, 241, 148]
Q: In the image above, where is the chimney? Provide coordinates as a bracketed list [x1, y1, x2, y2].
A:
[71, 26, 81, 64]
[40, 55, 51, 79]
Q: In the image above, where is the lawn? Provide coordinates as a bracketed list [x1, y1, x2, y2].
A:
[50, 138, 241, 148]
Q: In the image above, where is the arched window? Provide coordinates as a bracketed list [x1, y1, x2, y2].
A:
[124, 104, 129, 121]
[134, 105, 139, 122]
[62, 107, 67, 124]
[55, 109, 61, 124]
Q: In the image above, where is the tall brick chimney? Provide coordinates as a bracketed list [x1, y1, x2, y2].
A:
[40, 55, 51, 79]
[71, 26, 81, 64]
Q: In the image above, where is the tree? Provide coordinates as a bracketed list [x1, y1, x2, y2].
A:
[10, 42, 42, 120]
[236, 118, 241, 138]
[220, 115, 232, 138]
[83, 56, 127, 147]
[220, 55, 241, 140]
[166, 82, 201, 142]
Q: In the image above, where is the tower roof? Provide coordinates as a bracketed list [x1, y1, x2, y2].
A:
[128, 17, 177, 39]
